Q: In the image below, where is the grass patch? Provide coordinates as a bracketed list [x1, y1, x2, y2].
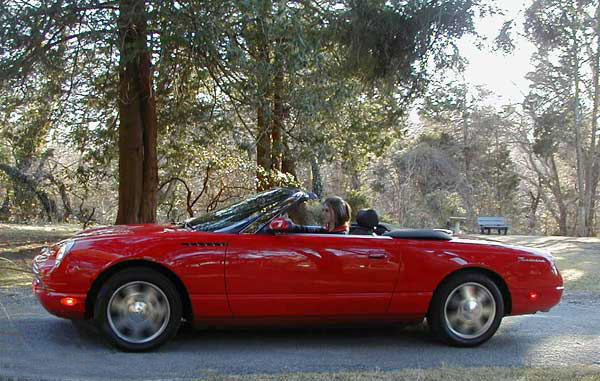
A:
[193, 366, 600, 380]
[0, 223, 81, 287]
[471, 235, 600, 291]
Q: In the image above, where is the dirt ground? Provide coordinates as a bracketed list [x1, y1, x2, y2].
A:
[1, 223, 599, 290]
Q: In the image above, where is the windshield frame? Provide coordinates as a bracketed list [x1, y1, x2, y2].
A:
[182, 188, 311, 234]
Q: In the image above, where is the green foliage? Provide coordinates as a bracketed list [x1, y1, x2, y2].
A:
[367, 80, 523, 230]
[255, 167, 301, 193]
[344, 189, 369, 220]
[521, 0, 600, 236]
[333, 0, 485, 87]
[0, 0, 493, 225]
[531, 110, 570, 157]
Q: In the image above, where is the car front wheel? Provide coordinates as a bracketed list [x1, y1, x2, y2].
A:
[94, 267, 182, 351]
[428, 272, 504, 347]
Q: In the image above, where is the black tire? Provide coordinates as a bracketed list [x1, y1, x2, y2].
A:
[94, 267, 182, 352]
[428, 272, 504, 347]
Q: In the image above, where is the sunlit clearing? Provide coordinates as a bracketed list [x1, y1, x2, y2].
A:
[561, 269, 585, 282]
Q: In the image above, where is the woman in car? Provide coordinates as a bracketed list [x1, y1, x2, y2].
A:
[270, 196, 351, 234]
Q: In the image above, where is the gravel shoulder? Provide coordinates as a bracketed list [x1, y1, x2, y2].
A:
[0, 285, 599, 380]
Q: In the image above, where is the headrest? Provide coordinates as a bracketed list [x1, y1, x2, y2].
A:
[356, 209, 379, 229]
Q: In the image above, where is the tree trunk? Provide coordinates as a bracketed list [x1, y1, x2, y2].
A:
[256, 100, 271, 191]
[549, 155, 568, 235]
[586, 6, 600, 236]
[281, 136, 297, 179]
[56, 180, 72, 221]
[574, 78, 586, 235]
[528, 179, 542, 233]
[115, 0, 158, 224]
[255, 5, 272, 192]
[569, 8, 588, 236]
[310, 157, 323, 197]
[0, 193, 9, 220]
[139, 48, 158, 223]
[271, 62, 284, 173]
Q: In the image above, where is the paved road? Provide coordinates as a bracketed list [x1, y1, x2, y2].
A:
[0, 287, 599, 380]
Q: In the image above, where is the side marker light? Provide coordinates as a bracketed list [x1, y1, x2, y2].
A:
[528, 291, 539, 301]
[60, 297, 78, 307]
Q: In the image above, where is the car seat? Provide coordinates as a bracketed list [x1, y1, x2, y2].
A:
[350, 209, 379, 235]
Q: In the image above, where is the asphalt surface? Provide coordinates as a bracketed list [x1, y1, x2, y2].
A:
[0, 287, 599, 380]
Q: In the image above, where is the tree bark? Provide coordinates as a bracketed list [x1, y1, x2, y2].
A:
[255, 4, 272, 192]
[0, 193, 9, 220]
[271, 60, 284, 173]
[528, 189, 541, 233]
[139, 48, 158, 223]
[115, 0, 158, 224]
[310, 157, 323, 197]
[549, 155, 568, 235]
[256, 100, 272, 191]
[522, 141, 568, 236]
[281, 136, 297, 179]
[573, 30, 586, 236]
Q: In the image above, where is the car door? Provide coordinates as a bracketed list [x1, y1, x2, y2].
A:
[225, 233, 402, 317]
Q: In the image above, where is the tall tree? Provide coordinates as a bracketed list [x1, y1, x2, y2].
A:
[188, 0, 490, 192]
[115, 0, 158, 224]
[0, 0, 159, 224]
[525, 0, 600, 236]
[420, 82, 505, 225]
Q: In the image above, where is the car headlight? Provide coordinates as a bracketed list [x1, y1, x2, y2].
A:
[55, 240, 75, 267]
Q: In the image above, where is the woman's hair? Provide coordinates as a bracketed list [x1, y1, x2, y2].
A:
[324, 196, 351, 228]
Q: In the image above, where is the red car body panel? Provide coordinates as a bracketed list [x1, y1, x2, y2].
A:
[33, 223, 563, 325]
[226, 234, 400, 317]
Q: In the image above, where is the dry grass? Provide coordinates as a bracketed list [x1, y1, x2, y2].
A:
[0, 223, 80, 287]
[469, 234, 600, 291]
[195, 366, 600, 380]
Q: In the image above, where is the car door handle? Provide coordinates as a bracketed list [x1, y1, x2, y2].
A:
[368, 253, 387, 259]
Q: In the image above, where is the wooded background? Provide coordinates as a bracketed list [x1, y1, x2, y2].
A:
[1, 0, 599, 236]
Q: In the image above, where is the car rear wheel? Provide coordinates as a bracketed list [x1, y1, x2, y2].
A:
[94, 267, 182, 351]
[428, 272, 504, 347]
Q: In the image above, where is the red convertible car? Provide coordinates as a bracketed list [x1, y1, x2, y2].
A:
[32, 188, 563, 351]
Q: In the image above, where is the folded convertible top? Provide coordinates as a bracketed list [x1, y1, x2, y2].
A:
[383, 229, 452, 241]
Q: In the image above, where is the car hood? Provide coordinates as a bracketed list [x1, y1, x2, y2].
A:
[73, 224, 185, 239]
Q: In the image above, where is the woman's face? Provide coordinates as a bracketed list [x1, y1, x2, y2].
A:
[323, 204, 335, 230]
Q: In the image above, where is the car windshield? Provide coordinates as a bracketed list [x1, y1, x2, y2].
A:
[184, 188, 299, 233]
